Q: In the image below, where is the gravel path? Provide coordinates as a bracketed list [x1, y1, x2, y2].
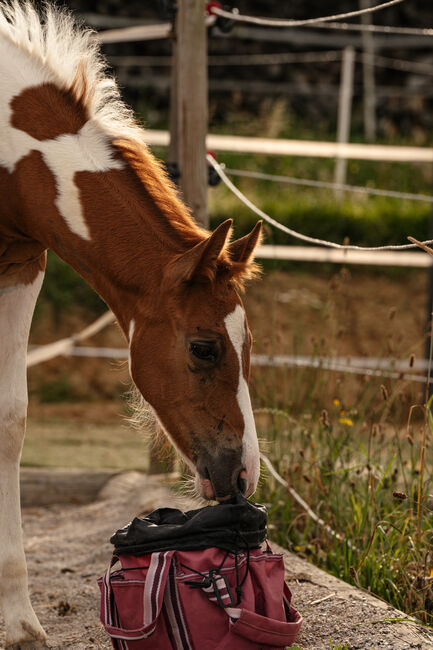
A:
[0, 471, 432, 649]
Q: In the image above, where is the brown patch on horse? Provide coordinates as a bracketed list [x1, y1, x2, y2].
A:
[0, 246, 46, 287]
[0, 164, 46, 286]
[10, 82, 88, 141]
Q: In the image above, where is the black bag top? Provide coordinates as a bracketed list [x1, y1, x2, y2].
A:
[111, 494, 267, 555]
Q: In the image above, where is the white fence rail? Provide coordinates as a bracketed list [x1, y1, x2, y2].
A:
[255, 246, 431, 267]
[145, 129, 433, 162]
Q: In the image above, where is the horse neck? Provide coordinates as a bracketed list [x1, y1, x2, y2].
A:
[13, 142, 198, 335]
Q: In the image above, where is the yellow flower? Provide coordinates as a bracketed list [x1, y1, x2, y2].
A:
[333, 398, 340, 406]
[339, 417, 354, 427]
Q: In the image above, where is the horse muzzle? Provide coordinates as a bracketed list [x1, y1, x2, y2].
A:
[195, 447, 247, 501]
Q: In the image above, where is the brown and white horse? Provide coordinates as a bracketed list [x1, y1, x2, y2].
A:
[0, 2, 262, 648]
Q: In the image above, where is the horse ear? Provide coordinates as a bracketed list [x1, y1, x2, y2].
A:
[164, 219, 233, 287]
[229, 221, 262, 264]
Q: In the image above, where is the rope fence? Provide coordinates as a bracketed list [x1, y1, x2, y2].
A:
[211, 2, 433, 37]
[259, 453, 349, 546]
[210, 0, 404, 29]
[224, 167, 433, 203]
[311, 20, 433, 37]
[207, 154, 433, 252]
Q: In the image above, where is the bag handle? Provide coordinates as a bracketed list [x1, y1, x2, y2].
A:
[100, 551, 174, 641]
[206, 579, 302, 648]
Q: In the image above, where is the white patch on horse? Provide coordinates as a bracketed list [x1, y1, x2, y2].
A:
[224, 304, 260, 495]
[40, 121, 124, 239]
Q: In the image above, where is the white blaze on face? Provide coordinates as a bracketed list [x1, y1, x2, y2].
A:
[128, 319, 135, 373]
[224, 304, 260, 496]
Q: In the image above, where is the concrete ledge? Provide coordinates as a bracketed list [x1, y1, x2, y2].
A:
[20, 467, 119, 506]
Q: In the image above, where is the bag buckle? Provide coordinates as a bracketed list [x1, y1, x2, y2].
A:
[184, 575, 212, 589]
[209, 570, 236, 608]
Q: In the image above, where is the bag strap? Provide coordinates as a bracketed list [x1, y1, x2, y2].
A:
[100, 551, 174, 641]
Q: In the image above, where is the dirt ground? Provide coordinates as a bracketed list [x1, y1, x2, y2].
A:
[1, 471, 432, 650]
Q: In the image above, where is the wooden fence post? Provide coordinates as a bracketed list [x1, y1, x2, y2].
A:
[360, 0, 377, 141]
[334, 46, 355, 198]
[177, 0, 208, 227]
[167, 17, 179, 171]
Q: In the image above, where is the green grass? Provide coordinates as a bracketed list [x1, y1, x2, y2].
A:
[254, 364, 433, 626]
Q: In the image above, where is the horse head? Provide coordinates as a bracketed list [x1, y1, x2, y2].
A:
[129, 219, 262, 501]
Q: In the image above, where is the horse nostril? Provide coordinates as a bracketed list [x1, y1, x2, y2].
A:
[237, 472, 247, 495]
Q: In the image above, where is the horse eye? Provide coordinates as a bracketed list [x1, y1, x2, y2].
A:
[190, 341, 218, 362]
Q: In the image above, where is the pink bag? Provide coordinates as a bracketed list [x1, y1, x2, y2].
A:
[98, 544, 302, 649]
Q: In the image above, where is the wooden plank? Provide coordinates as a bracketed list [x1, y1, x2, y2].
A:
[255, 245, 432, 267]
[145, 129, 433, 162]
[99, 23, 171, 43]
[218, 25, 431, 50]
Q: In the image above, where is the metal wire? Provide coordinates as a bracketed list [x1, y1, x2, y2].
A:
[211, 0, 404, 28]
[207, 154, 433, 252]
[108, 52, 433, 74]
[108, 50, 343, 68]
[224, 168, 433, 203]
[311, 21, 433, 36]
[369, 54, 433, 76]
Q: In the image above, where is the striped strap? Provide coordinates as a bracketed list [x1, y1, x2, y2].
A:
[202, 574, 241, 622]
[163, 562, 194, 650]
[101, 552, 174, 642]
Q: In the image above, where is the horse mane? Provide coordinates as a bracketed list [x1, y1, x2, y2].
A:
[0, 1, 139, 144]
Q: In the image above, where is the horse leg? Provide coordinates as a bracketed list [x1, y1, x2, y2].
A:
[0, 271, 48, 650]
